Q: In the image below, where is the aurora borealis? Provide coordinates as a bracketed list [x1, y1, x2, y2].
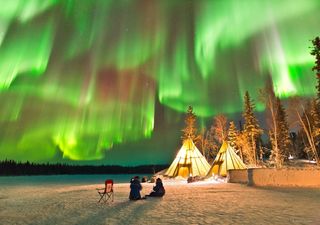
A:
[0, 0, 319, 165]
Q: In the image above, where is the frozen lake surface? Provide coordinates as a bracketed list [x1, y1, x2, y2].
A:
[0, 174, 150, 186]
[1, 175, 320, 225]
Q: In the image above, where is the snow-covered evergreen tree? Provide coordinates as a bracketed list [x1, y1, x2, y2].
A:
[182, 106, 197, 141]
[311, 37, 320, 102]
[269, 97, 291, 167]
[242, 91, 263, 165]
[227, 121, 239, 150]
[310, 37, 320, 165]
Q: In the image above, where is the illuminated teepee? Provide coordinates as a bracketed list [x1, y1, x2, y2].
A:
[207, 141, 246, 177]
[165, 138, 211, 178]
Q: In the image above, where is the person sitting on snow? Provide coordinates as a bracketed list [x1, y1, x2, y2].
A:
[129, 176, 143, 200]
[146, 178, 165, 197]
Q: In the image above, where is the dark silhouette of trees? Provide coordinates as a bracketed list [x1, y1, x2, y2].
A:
[0, 159, 168, 176]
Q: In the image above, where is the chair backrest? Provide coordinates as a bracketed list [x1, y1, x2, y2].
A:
[105, 179, 113, 192]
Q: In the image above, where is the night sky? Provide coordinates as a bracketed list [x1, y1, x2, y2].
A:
[0, 0, 319, 165]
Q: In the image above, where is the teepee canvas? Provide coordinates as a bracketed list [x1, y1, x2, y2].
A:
[207, 141, 246, 177]
[165, 138, 210, 178]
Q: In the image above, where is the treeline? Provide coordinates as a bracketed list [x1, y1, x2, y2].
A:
[0, 159, 168, 176]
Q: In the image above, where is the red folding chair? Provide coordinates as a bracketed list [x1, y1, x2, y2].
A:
[97, 179, 114, 203]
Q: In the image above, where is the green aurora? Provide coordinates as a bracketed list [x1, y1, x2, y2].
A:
[0, 0, 319, 165]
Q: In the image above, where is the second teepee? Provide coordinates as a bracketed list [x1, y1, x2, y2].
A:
[207, 141, 246, 177]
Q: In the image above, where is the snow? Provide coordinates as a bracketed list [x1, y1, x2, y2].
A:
[1, 175, 320, 225]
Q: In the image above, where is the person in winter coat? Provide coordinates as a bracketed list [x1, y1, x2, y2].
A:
[146, 178, 165, 197]
[129, 176, 143, 200]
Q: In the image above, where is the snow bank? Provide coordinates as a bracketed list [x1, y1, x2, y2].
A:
[228, 168, 320, 187]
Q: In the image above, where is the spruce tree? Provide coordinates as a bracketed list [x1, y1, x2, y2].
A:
[182, 106, 197, 140]
[270, 97, 291, 167]
[227, 121, 239, 150]
[311, 37, 320, 102]
[310, 37, 320, 164]
[242, 91, 263, 165]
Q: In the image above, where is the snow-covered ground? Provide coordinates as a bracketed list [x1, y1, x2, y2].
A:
[1, 175, 320, 225]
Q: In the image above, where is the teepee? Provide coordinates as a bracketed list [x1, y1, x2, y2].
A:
[165, 138, 211, 178]
[207, 141, 246, 177]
